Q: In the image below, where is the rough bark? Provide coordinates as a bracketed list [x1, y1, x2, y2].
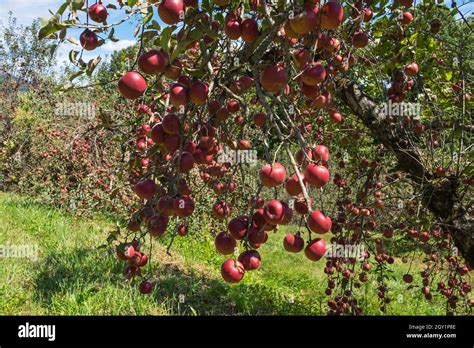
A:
[336, 78, 474, 268]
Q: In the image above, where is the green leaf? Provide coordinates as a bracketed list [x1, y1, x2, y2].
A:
[214, 13, 225, 25]
[160, 26, 174, 54]
[142, 30, 158, 41]
[67, 37, 79, 45]
[445, 70, 453, 81]
[38, 23, 58, 39]
[128, 0, 138, 7]
[107, 233, 117, 243]
[189, 28, 203, 41]
[202, 0, 211, 12]
[49, 44, 58, 58]
[148, 20, 161, 30]
[56, 2, 69, 15]
[142, 6, 154, 25]
[86, 56, 102, 76]
[69, 70, 84, 81]
[133, 24, 141, 37]
[39, 17, 50, 27]
[186, 67, 205, 78]
[69, 50, 79, 63]
[59, 28, 67, 41]
[70, 0, 84, 11]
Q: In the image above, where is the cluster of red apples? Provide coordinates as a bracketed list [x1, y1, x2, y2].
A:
[67, 0, 472, 314]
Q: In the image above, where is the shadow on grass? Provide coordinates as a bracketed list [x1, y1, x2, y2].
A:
[32, 248, 123, 307]
[0, 190, 120, 223]
[386, 236, 424, 255]
[32, 248, 321, 315]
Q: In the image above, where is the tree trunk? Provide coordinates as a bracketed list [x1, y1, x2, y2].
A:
[336, 78, 474, 268]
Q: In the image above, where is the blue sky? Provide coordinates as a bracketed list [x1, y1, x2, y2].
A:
[0, 0, 141, 66]
[0, 0, 472, 66]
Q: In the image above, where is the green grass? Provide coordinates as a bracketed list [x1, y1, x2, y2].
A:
[0, 191, 461, 315]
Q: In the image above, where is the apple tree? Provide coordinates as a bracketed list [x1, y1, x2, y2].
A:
[39, 0, 472, 312]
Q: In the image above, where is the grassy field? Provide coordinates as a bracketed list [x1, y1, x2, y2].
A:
[0, 191, 460, 315]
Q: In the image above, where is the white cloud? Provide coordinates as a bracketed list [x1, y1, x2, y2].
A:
[100, 39, 136, 52]
[54, 38, 135, 75]
[0, 0, 60, 25]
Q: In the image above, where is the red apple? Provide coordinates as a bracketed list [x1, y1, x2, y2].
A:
[147, 214, 169, 236]
[178, 152, 195, 172]
[301, 63, 326, 86]
[162, 113, 180, 134]
[302, 83, 320, 97]
[295, 197, 312, 214]
[304, 164, 330, 188]
[225, 17, 242, 40]
[139, 281, 153, 294]
[319, 2, 344, 30]
[238, 250, 261, 270]
[252, 209, 267, 228]
[362, 7, 373, 22]
[285, 173, 304, 196]
[352, 30, 368, 48]
[151, 123, 166, 144]
[116, 243, 135, 261]
[134, 179, 156, 200]
[173, 195, 195, 217]
[248, 227, 267, 244]
[164, 59, 182, 79]
[283, 234, 304, 253]
[212, 200, 231, 220]
[215, 232, 237, 255]
[304, 238, 327, 261]
[237, 75, 254, 90]
[228, 216, 248, 240]
[307, 210, 332, 234]
[138, 50, 168, 75]
[156, 196, 175, 216]
[80, 30, 99, 51]
[263, 199, 285, 225]
[118, 72, 147, 100]
[253, 112, 267, 127]
[259, 163, 287, 187]
[330, 111, 343, 123]
[260, 64, 287, 93]
[158, 0, 184, 25]
[189, 81, 209, 105]
[88, 3, 108, 23]
[170, 83, 188, 107]
[241, 18, 259, 42]
[290, 8, 317, 34]
[400, 11, 413, 25]
[177, 224, 188, 236]
[221, 259, 245, 283]
[293, 49, 312, 70]
[404, 62, 419, 76]
[313, 145, 330, 162]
